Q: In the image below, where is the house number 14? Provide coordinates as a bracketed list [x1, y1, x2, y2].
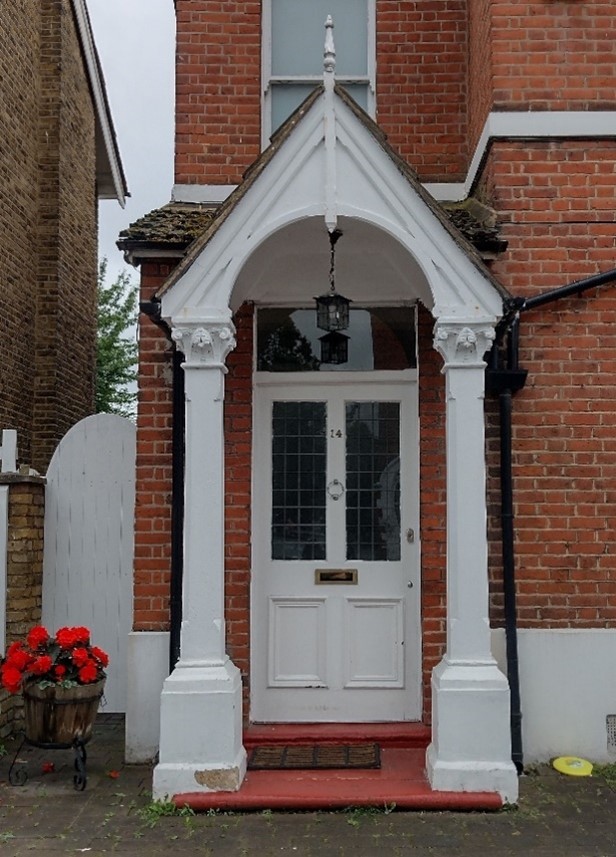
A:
[330, 429, 343, 438]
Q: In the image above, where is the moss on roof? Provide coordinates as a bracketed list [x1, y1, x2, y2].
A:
[117, 203, 218, 248]
[118, 198, 506, 257]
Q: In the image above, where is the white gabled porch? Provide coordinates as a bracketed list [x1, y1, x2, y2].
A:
[146, 39, 518, 804]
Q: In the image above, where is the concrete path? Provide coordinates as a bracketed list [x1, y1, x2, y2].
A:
[0, 715, 614, 856]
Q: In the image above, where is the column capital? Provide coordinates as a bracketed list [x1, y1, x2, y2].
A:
[171, 315, 236, 368]
[433, 321, 495, 369]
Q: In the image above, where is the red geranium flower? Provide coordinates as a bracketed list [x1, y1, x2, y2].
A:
[1, 624, 108, 694]
[72, 647, 89, 667]
[1, 665, 23, 693]
[56, 627, 78, 649]
[6, 648, 32, 671]
[78, 661, 99, 684]
[90, 646, 109, 667]
[26, 625, 50, 651]
[74, 627, 90, 645]
[28, 655, 53, 676]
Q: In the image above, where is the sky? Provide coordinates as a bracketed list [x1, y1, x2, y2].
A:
[88, 0, 176, 285]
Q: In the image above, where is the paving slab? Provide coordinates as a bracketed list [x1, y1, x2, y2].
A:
[0, 715, 614, 856]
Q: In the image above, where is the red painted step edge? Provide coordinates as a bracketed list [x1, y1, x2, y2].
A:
[243, 722, 432, 749]
[173, 790, 503, 813]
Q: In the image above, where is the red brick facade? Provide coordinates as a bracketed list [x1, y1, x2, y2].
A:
[134, 2, 616, 726]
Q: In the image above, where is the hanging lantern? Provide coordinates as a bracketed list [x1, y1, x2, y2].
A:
[315, 229, 351, 332]
[319, 331, 349, 365]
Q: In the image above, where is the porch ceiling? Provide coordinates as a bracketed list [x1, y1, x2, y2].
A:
[232, 215, 432, 309]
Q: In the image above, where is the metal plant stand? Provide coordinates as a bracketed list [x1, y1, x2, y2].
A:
[8, 679, 104, 791]
[8, 734, 90, 790]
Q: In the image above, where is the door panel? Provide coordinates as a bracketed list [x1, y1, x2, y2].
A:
[252, 374, 420, 722]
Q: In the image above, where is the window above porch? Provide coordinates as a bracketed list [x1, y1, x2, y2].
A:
[262, 0, 375, 144]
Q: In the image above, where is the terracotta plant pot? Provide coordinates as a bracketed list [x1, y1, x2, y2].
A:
[23, 679, 105, 746]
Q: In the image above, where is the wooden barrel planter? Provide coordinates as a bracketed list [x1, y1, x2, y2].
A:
[23, 679, 105, 747]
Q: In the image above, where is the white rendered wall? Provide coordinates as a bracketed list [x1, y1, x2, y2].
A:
[492, 628, 616, 764]
[125, 631, 169, 763]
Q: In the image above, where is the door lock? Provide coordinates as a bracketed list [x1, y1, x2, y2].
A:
[406, 528, 415, 543]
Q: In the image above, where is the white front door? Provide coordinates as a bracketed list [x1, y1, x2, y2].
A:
[251, 372, 421, 722]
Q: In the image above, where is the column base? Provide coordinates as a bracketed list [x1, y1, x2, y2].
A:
[426, 657, 519, 803]
[153, 659, 246, 799]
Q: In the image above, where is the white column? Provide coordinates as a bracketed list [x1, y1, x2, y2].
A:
[426, 322, 518, 803]
[153, 312, 247, 799]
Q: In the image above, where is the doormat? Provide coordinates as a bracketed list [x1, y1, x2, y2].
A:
[247, 742, 381, 770]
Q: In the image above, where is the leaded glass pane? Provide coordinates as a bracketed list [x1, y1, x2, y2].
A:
[272, 401, 327, 560]
[346, 402, 401, 561]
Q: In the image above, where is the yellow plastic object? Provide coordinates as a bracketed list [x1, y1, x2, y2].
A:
[552, 756, 593, 777]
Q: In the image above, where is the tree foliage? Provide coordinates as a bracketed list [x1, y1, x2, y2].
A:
[96, 259, 138, 418]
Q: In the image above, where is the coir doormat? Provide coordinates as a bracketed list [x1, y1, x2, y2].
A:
[247, 742, 381, 770]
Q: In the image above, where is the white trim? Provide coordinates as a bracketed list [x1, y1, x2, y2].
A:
[172, 184, 236, 205]
[425, 110, 616, 201]
[0, 486, 7, 653]
[173, 110, 616, 206]
[0, 430, 17, 473]
[71, 0, 126, 206]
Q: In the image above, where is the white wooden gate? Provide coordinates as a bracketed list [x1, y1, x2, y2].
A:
[42, 414, 136, 712]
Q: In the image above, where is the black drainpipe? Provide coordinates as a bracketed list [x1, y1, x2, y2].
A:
[487, 267, 616, 775]
[140, 299, 185, 674]
[486, 302, 527, 775]
[169, 350, 185, 672]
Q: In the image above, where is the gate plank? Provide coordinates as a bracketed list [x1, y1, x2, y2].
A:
[42, 415, 136, 713]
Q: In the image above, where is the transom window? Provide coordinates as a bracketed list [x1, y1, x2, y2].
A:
[257, 307, 417, 372]
[262, 0, 375, 143]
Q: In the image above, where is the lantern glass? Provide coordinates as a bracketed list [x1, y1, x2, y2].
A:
[315, 291, 351, 332]
[319, 331, 349, 365]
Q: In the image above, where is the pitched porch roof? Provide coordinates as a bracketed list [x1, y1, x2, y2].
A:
[145, 83, 510, 324]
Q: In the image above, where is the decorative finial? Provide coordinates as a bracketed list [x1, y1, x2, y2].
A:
[324, 15, 336, 82]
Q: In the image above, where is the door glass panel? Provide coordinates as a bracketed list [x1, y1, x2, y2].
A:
[345, 402, 401, 561]
[272, 401, 327, 560]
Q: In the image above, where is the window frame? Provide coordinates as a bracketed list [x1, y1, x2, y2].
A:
[261, 0, 376, 148]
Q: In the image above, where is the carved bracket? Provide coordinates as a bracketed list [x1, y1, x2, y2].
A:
[171, 319, 237, 368]
[434, 322, 495, 368]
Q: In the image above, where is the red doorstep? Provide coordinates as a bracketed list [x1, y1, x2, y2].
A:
[173, 724, 503, 813]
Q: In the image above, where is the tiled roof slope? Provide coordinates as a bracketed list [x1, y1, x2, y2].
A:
[118, 198, 507, 258]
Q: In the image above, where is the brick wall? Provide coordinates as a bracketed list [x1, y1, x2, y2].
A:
[175, 0, 262, 185]
[224, 304, 254, 715]
[133, 263, 176, 631]
[480, 139, 616, 630]
[377, 0, 468, 181]
[0, 1, 97, 475]
[467, 0, 492, 152]
[417, 305, 446, 722]
[32, 0, 98, 472]
[490, 1, 616, 111]
[0, 477, 46, 737]
[0, 3, 41, 464]
[174, 1, 470, 185]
